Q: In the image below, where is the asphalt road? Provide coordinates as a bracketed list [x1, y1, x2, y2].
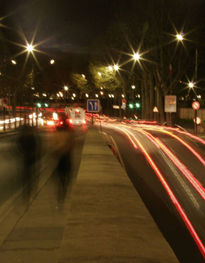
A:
[100, 120, 205, 263]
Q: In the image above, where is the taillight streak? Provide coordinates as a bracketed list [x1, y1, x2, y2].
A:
[135, 128, 205, 200]
[159, 130, 205, 167]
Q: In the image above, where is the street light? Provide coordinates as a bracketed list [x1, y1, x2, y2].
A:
[50, 59, 55, 64]
[85, 93, 89, 98]
[26, 43, 34, 53]
[114, 64, 119, 71]
[11, 59, 17, 65]
[131, 85, 136, 90]
[188, 82, 195, 89]
[108, 66, 113, 71]
[133, 52, 141, 61]
[64, 85, 69, 91]
[176, 33, 184, 41]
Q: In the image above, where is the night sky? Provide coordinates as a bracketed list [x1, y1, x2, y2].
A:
[1, 0, 113, 54]
[1, 0, 205, 74]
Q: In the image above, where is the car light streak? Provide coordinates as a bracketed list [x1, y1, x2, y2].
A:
[105, 123, 205, 258]
[135, 128, 205, 200]
[159, 130, 205, 167]
[102, 122, 138, 149]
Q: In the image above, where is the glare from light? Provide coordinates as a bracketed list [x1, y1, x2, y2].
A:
[57, 93, 60, 97]
[176, 33, 184, 41]
[111, 94, 114, 98]
[64, 85, 69, 91]
[131, 85, 136, 90]
[100, 87, 103, 90]
[73, 93, 76, 97]
[133, 52, 141, 61]
[42, 93, 47, 97]
[100, 91, 104, 95]
[82, 74, 86, 78]
[114, 64, 119, 71]
[98, 72, 102, 77]
[59, 91, 63, 97]
[197, 95, 201, 99]
[50, 59, 55, 64]
[188, 82, 194, 89]
[95, 94, 99, 98]
[108, 66, 113, 71]
[26, 44, 34, 53]
[121, 94, 125, 98]
[85, 93, 89, 98]
[11, 59, 17, 65]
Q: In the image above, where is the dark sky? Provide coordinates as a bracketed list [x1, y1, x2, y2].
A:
[1, 0, 114, 54]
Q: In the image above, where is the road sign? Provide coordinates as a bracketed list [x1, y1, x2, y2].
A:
[153, 106, 159, 113]
[192, 101, 200, 111]
[87, 99, 100, 112]
[165, 95, 177, 112]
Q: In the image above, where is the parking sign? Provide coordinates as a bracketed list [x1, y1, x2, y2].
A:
[87, 99, 100, 112]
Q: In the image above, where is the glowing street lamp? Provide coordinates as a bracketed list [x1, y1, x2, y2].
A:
[50, 59, 55, 64]
[188, 82, 195, 89]
[176, 33, 184, 41]
[64, 85, 69, 91]
[113, 64, 119, 71]
[26, 43, 34, 53]
[108, 66, 113, 71]
[133, 52, 141, 61]
[85, 93, 89, 98]
[11, 59, 17, 65]
[131, 85, 136, 90]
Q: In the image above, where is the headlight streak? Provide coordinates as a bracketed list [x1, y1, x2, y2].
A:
[134, 128, 205, 201]
[104, 122, 205, 258]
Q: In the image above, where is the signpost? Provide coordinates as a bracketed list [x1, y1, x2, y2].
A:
[87, 99, 100, 125]
[153, 106, 159, 121]
[165, 95, 177, 126]
[192, 101, 200, 135]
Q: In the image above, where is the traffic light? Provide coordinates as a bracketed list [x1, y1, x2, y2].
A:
[36, 103, 41, 108]
[135, 102, 141, 109]
[129, 103, 134, 109]
[44, 103, 48, 107]
[128, 102, 141, 109]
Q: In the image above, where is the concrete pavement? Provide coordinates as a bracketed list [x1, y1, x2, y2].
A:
[0, 127, 178, 263]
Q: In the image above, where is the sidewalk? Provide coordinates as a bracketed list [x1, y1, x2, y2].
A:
[0, 127, 178, 263]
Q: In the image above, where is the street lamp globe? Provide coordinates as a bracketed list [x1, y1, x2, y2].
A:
[64, 85, 69, 91]
[131, 85, 136, 90]
[188, 82, 194, 88]
[26, 44, 34, 53]
[114, 64, 119, 71]
[50, 59, 55, 64]
[176, 33, 184, 41]
[108, 66, 113, 71]
[133, 52, 140, 61]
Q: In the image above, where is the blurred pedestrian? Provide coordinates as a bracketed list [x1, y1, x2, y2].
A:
[53, 127, 74, 208]
[17, 125, 41, 205]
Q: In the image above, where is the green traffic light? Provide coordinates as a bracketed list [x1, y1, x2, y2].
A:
[37, 103, 41, 108]
[129, 103, 134, 109]
[44, 103, 48, 107]
[136, 103, 141, 108]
